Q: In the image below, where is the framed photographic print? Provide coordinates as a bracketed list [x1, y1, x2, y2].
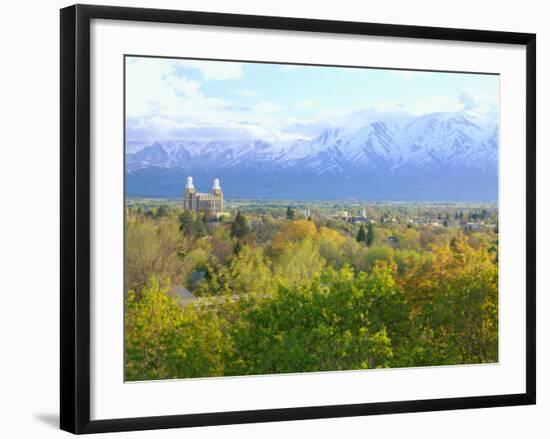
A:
[60, 4, 536, 434]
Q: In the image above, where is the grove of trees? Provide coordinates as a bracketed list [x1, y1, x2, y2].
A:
[124, 203, 498, 380]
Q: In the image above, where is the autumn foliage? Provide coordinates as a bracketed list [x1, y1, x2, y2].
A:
[124, 205, 498, 380]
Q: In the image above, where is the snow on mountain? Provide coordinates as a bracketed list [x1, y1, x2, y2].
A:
[125, 111, 498, 200]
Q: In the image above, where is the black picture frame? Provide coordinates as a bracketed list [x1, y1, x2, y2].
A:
[60, 4, 536, 434]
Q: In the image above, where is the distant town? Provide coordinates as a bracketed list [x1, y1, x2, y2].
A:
[126, 175, 498, 235]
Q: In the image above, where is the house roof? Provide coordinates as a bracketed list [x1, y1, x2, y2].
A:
[172, 286, 196, 301]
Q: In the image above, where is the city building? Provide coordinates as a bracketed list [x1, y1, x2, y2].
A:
[350, 216, 370, 224]
[183, 176, 224, 215]
[334, 210, 350, 220]
[349, 207, 370, 223]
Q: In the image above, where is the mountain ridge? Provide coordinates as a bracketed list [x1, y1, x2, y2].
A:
[125, 111, 498, 201]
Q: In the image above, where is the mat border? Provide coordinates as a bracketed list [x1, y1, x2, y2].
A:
[60, 4, 536, 434]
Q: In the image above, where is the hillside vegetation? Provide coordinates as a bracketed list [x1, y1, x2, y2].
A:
[125, 201, 498, 380]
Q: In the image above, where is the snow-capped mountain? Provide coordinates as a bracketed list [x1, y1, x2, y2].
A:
[126, 111, 498, 201]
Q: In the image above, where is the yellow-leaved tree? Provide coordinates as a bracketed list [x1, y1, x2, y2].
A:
[125, 277, 229, 380]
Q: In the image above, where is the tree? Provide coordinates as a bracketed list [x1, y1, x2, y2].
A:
[157, 205, 170, 217]
[366, 223, 375, 247]
[356, 224, 367, 243]
[317, 226, 348, 268]
[194, 215, 207, 238]
[125, 217, 189, 293]
[233, 239, 243, 255]
[125, 277, 228, 380]
[196, 245, 275, 297]
[229, 245, 275, 295]
[286, 206, 295, 220]
[179, 210, 208, 238]
[400, 235, 498, 366]
[274, 239, 326, 288]
[363, 246, 395, 272]
[230, 211, 250, 239]
[251, 215, 279, 244]
[124, 201, 499, 380]
[226, 264, 405, 376]
[209, 224, 234, 263]
[179, 210, 195, 236]
[271, 219, 317, 253]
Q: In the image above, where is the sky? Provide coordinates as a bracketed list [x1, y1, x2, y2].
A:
[125, 56, 499, 143]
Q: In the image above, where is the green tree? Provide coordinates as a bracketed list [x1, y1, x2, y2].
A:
[286, 206, 295, 220]
[157, 205, 170, 217]
[363, 245, 395, 272]
[125, 217, 188, 293]
[356, 224, 367, 243]
[274, 239, 325, 289]
[125, 277, 229, 380]
[196, 245, 275, 297]
[228, 245, 275, 295]
[226, 264, 405, 376]
[124, 200, 499, 380]
[179, 210, 195, 236]
[233, 239, 243, 255]
[194, 215, 207, 238]
[231, 211, 250, 239]
[366, 223, 375, 247]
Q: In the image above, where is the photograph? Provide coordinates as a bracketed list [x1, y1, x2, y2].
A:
[124, 56, 500, 381]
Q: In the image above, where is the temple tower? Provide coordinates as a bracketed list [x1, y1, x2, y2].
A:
[183, 176, 196, 210]
[211, 178, 223, 213]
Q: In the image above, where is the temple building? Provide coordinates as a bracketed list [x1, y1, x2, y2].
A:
[183, 176, 224, 215]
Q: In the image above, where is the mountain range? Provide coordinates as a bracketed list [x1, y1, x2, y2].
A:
[125, 111, 498, 201]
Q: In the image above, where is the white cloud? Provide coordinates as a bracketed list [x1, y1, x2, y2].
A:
[458, 88, 498, 116]
[126, 58, 291, 142]
[296, 98, 315, 108]
[252, 101, 281, 114]
[237, 89, 259, 97]
[372, 88, 497, 116]
[165, 75, 202, 98]
[459, 91, 478, 111]
[404, 96, 464, 115]
[281, 121, 332, 138]
[126, 57, 498, 144]
[177, 59, 243, 80]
